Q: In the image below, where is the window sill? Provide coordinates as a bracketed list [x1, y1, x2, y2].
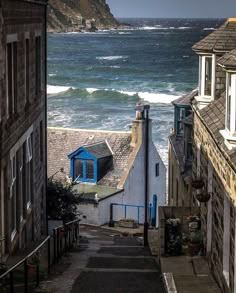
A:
[220, 129, 236, 150]
[194, 96, 212, 109]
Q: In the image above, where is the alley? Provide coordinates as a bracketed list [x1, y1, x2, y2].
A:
[41, 225, 165, 293]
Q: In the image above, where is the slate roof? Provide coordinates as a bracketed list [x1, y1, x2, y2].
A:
[68, 141, 113, 159]
[192, 19, 236, 53]
[199, 93, 236, 170]
[217, 48, 236, 69]
[172, 89, 198, 107]
[48, 127, 133, 188]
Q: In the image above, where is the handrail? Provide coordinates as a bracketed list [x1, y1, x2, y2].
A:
[0, 235, 50, 279]
[111, 203, 144, 208]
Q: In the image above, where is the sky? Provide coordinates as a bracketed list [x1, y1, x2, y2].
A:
[106, 0, 236, 18]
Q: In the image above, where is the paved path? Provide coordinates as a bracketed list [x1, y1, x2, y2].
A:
[40, 225, 165, 293]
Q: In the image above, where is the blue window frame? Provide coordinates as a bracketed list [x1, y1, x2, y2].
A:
[68, 147, 98, 183]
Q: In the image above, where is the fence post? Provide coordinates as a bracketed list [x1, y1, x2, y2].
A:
[53, 229, 56, 264]
[57, 229, 60, 262]
[36, 264, 40, 287]
[24, 259, 28, 293]
[9, 271, 14, 293]
[48, 238, 51, 274]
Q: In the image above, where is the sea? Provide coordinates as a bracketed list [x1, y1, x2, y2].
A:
[47, 18, 224, 165]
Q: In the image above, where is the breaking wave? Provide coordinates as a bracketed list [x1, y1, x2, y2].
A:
[96, 56, 128, 61]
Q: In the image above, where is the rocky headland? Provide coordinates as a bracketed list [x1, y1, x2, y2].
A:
[47, 0, 122, 32]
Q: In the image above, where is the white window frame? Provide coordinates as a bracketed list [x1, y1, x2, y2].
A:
[225, 73, 236, 136]
[199, 54, 215, 100]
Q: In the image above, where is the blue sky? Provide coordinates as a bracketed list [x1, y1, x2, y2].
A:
[106, 0, 236, 18]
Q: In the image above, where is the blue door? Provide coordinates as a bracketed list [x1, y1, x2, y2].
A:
[151, 194, 157, 227]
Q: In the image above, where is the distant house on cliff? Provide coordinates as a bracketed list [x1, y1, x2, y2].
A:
[48, 106, 166, 227]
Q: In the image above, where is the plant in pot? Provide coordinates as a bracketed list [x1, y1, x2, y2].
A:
[195, 192, 211, 203]
[192, 179, 205, 189]
[188, 230, 203, 256]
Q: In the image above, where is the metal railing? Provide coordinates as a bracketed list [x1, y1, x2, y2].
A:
[0, 236, 50, 293]
[53, 218, 80, 264]
[0, 218, 80, 292]
[110, 203, 145, 224]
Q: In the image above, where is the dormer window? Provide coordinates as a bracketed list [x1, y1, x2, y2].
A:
[68, 141, 113, 183]
[220, 73, 236, 149]
[199, 55, 214, 98]
[225, 73, 236, 135]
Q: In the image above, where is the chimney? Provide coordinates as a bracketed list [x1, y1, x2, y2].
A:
[131, 103, 151, 147]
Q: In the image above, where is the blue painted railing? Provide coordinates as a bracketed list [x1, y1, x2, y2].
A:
[110, 203, 145, 224]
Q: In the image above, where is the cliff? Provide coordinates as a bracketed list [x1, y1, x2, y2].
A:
[47, 0, 120, 32]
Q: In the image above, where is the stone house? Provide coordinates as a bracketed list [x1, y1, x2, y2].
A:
[48, 106, 166, 227]
[168, 89, 197, 207]
[0, 0, 47, 258]
[168, 18, 236, 292]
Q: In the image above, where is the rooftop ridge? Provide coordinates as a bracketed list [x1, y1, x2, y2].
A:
[48, 126, 131, 135]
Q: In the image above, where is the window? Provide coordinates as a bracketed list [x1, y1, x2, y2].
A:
[199, 55, 213, 98]
[74, 159, 94, 182]
[26, 135, 33, 206]
[35, 36, 41, 96]
[16, 148, 23, 222]
[25, 37, 30, 104]
[226, 73, 236, 135]
[40, 121, 43, 162]
[10, 155, 17, 239]
[220, 73, 236, 148]
[6, 41, 17, 118]
[184, 126, 193, 162]
[155, 163, 159, 177]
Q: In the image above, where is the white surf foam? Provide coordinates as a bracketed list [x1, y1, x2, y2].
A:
[110, 65, 121, 69]
[48, 73, 56, 77]
[138, 92, 179, 104]
[203, 27, 216, 31]
[86, 88, 99, 94]
[118, 32, 132, 35]
[47, 85, 72, 94]
[96, 56, 128, 61]
[177, 26, 192, 30]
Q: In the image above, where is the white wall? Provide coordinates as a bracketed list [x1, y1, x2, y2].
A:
[98, 191, 124, 225]
[78, 202, 99, 225]
[122, 139, 166, 227]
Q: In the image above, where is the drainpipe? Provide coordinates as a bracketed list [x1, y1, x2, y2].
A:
[44, 0, 48, 235]
[135, 104, 150, 247]
[144, 105, 150, 246]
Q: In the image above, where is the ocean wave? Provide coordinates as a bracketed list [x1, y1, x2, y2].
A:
[48, 73, 56, 77]
[110, 65, 121, 69]
[86, 88, 99, 94]
[47, 85, 74, 94]
[118, 32, 132, 35]
[96, 55, 128, 61]
[177, 27, 192, 30]
[203, 27, 216, 31]
[48, 85, 179, 104]
[138, 92, 179, 104]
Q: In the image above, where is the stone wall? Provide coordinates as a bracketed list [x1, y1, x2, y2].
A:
[215, 56, 226, 98]
[193, 111, 235, 293]
[168, 136, 192, 207]
[0, 0, 47, 255]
